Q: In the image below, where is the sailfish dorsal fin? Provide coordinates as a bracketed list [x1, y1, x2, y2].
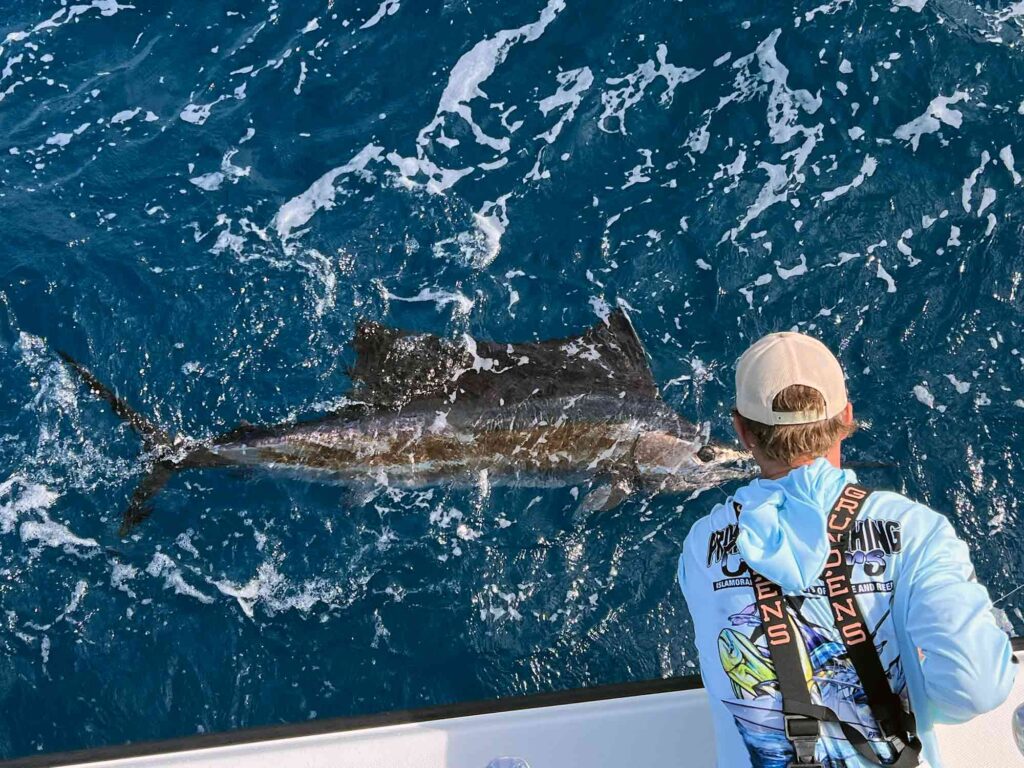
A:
[347, 309, 658, 408]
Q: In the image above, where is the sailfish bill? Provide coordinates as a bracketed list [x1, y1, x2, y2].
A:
[59, 310, 756, 536]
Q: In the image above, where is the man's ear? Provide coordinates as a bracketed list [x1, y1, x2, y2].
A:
[732, 411, 754, 451]
[841, 401, 853, 426]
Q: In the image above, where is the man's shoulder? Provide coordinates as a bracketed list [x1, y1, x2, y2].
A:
[862, 488, 942, 520]
[860, 488, 952, 544]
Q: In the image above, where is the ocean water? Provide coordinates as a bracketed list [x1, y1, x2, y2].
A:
[1, 0, 1023, 760]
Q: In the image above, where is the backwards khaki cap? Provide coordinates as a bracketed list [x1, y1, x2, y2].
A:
[735, 332, 848, 425]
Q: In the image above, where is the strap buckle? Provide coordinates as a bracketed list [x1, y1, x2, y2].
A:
[876, 696, 915, 743]
[784, 715, 821, 767]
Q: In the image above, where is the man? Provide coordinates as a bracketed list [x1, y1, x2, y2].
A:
[678, 331, 1015, 768]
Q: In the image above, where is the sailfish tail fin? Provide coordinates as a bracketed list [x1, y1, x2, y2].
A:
[58, 350, 184, 536]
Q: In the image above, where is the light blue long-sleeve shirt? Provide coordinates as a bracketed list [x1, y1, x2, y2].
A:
[678, 458, 1015, 768]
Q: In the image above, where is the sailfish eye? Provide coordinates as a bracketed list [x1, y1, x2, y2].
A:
[697, 445, 717, 463]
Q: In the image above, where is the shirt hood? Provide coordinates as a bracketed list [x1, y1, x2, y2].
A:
[735, 458, 857, 594]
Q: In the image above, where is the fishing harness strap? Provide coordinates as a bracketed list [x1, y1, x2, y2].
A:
[747, 483, 922, 768]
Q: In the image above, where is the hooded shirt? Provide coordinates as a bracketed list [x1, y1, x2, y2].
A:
[678, 458, 1015, 768]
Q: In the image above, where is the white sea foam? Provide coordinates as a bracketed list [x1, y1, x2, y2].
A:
[1, 472, 99, 557]
[893, 92, 969, 151]
[536, 67, 594, 143]
[180, 80, 247, 126]
[384, 3, 567, 194]
[599, 44, 702, 134]
[274, 143, 384, 241]
[719, 30, 823, 242]
[913, 384, 935, 408]
[945, 374, 972, 394]
[977, 187, 997, 215]
[893, 0, 927, 11]
[20, 519, 99, 554]
[0, 475, 59, 535]
[589, 295, 612, 322]
[623, 149, 653, 188]
[385, 287, 475, 314]
[190, 148, 251, 192]
[6, 0, 134, 44]
[109, 107, 141, 125]
[45, 132, 73, 147]
[820, 155, 877, 202]
[1000, 145, 1021, 184]
[360, 0, 400, 30]
[876, 261, 897, 293]
[433, 194, 510, 268]
[180, 98, 228, 125]
[961, 151, 990, 213]
[803, 0, 852, 22]
[211, 561, 354, 618]
[111, 562, 139, 598]
[775, 254, 808, 279]
[146, 553, 214, 604]
[985, 212, 996, 235]
[293, 60, 307, 96]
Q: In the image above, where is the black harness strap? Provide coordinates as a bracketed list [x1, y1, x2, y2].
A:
[749, 483, 922, 768]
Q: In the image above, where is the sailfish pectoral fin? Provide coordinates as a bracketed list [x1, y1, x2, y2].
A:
[576, 477, 634, 516]
[341, 483, 380, 509]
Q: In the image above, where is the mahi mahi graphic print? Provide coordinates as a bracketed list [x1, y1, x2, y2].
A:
[710, 517, 909, 768]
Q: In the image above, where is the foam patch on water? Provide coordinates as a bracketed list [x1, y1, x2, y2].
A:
[385, 0, 565, 194]
[999, 145, 1021, 185]
[536, 67, 594, 144]
[599, 44, 702, 134]
[146, 553, 214, 604]
[110, 562, 139, 598]
[820, 155, 877, 202]
[360, 0, 401, 30]
[20, 519, 99, 555]
[110, 107, 141, 125]
[719, 29, 823, 242]
[210, 561, 356, 618]
[0, 474, 99, 557]
[962, 151, 990, 213]
[190, 148, 251, 192]
[0, 475, 58, 535]
[274, 143, 384, 242]
[4, 1, 135, 46]
[875, 260, 897, 293]
[893, 92, 969, 151]
[427, 0, 564, 150]
[893, 0, 927, 11]
[385, 285, 475, 316]
[433, 194, 510, 268]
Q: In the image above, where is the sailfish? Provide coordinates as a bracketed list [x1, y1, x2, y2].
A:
[59, 309, 755, 535]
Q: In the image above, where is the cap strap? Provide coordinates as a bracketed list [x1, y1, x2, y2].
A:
[768, 407, 828, 425]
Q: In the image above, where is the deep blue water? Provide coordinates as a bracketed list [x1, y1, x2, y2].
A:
[1, 0, 1023, 760]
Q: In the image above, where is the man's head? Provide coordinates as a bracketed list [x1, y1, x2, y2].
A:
[732, 332, 856, 475]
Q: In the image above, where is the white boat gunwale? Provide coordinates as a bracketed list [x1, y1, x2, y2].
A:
[0, 668, 706, 768]
[3, 637, 1021, 768]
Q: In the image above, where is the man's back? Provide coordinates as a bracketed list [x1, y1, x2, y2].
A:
[679, 459, 1015, 768]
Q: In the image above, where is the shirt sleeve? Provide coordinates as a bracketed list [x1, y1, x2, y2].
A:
[903, 510, 1016, 723]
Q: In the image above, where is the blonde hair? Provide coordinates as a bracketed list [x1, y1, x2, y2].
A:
[735, 385, 857, 466]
